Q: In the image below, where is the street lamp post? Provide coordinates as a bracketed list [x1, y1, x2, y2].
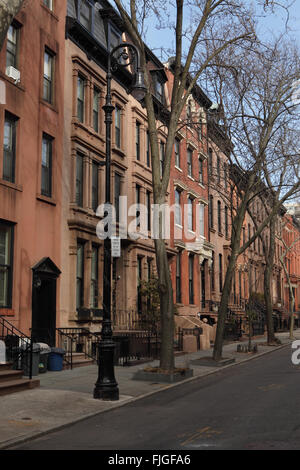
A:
[94, 43, 146, 400]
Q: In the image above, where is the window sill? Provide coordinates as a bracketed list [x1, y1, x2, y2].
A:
[112, 145, 126, 158]
[36, 194, 57, 206]
[175, 166, 182, 172]
[187, 175, 195, 181]
[209, 227, 216, 233]
[0, 72, 25, 92]
[40, 98, 58, 114]
[0, 308, 14, 316]
[40, 2, 59, 21]
[0, 179, 23, 192]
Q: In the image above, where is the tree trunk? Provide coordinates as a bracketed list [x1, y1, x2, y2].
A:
[289, 291, 295, 340]
[263, 218, 277, 344]
[155, 237, 175, 371]
[213, 249, 238, 361]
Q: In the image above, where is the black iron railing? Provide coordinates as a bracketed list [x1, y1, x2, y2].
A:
[223, 310, 243, 341]
[56, 328, 101, 369]
[113, 331, 160, 366]
[0, 315, 34, 379]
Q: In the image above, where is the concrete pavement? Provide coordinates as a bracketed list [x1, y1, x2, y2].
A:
[1, 330, 299, 450]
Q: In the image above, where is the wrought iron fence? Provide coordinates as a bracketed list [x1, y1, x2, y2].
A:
[223, 311, 243, 341]
[113, 330, 160, 366]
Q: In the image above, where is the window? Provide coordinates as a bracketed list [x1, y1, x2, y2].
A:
[198, 118, 202, 140]
[136, 184, 141, 228]
[76, 153, 84, 207]
[43, 0, 53, 10]
[175, 189, 181, 226]
[43, 50, 54, 104]
[208, 148, 213, 177]
[199, 203, 205, 237]
[146, 131, 151, 167]
[176, 252, 182, 303]
[217, 200, 222, 233]
[93, 88, 100, 132]
[90, 245, 99, 308]
[92, 161, 99, 212]
[209, 195, 214, 229]
[3, 113, 17, 183]
[136, 121, 141, 160]
[187, 102, 192, 120]
[0, 222, 14, 308]
[77, 75, 85, 123]
[188, 197, 193, 231]
[76, 241, 85, 310]
[137, 256, 143, 313]
[187, 148, 193, 177]
[217, 156, 221, 184]
[175, 138, 180, 168]
[115, 106, 121, 148]
[146, 191, 151, 232]
[6, 24, 19, 70]
[199, 157, 204, 184]
[155, 77, 164, 102]
[108, 24, 121, 51]
[224, 162, 228, 189]
[219, 254, 223, 292]
[114, 173, 121, 223]
[211, 252, 215, 292]
[189, 255, 194, 304]
[225, 206, 228, 238]
[41, 134, 53, 197]
[80, 0, 92, 31]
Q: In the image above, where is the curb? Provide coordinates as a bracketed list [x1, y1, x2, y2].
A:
[1, 340, 292, 450]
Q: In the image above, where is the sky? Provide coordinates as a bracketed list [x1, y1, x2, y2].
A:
[141, 1, 300, 62]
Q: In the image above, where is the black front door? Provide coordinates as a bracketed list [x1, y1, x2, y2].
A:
[31, 258, 61, 346]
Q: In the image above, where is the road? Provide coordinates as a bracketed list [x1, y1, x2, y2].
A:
[13, 345, 300, 450]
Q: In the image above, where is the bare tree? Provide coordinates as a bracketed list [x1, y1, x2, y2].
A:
[112, 0, 256, 372]
[0, 0, 25, 51]
[206, 37, 300, 359]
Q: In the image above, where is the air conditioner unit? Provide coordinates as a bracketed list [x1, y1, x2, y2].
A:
[6, 66, 20, 84]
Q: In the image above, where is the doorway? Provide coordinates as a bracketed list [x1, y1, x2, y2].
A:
[31, 258, 61, 346]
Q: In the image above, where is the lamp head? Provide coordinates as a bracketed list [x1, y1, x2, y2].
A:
[131, 70, 147, 101]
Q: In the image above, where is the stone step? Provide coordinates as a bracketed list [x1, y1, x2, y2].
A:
[0, 378, 40, 397]
[0, 362, 14, 371]
[0, 369, 23, 383]
[63, 356, 95, 370]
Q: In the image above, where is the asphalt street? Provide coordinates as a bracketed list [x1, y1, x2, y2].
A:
[12, 345, 300, 450]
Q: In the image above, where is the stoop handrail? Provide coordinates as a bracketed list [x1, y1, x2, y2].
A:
[0, 315, 34, 379]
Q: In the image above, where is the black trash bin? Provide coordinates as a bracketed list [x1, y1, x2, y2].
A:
[21, 343, 41, 377]
[48, 347, 65, 371]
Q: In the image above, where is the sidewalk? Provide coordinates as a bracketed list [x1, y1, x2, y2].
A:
[1, 330, 299, 449]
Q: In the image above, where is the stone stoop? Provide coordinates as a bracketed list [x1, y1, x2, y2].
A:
[63, 353, 96, 370]
[0, 363, 40, 397]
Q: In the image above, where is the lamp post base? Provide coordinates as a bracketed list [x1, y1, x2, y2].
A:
[94, 339, 119, 401]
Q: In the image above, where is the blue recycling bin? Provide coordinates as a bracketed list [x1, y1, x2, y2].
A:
[48, 347, 65, 371]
